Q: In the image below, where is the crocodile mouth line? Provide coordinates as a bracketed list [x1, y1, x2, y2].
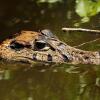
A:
[12, 56, 56, 64]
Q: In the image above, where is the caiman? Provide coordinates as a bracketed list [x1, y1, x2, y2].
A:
[0, 29, 100, 65]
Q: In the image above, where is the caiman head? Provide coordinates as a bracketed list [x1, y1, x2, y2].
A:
[1, 29, 99, 65]
[0, 30, 65, 63]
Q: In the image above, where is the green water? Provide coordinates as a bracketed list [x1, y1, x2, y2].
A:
[0, 0, 100, 100]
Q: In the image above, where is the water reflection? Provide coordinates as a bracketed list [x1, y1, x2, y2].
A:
[78, 65, 100, 100]
[0, 64, 79, 100]
[0, 64, 100, 100]
[0, 63, 100, 100]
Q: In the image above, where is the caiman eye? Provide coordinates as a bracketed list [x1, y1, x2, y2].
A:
[10, 41, 25, 50]
[35, 42, 46, 50]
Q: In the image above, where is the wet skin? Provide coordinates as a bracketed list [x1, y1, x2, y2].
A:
[0, 30, 100, 65]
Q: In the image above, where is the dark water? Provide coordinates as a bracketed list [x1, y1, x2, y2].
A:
[0, 0, 100, 100]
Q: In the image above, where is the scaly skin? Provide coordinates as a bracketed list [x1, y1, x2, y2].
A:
[0, 30, 100, 65]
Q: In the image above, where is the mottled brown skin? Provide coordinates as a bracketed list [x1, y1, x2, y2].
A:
[13, 31, 39, 46]
[0, 30, 100, 65]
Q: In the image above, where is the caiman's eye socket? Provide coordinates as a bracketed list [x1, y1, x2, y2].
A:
[34, 41, 50, 51]
[35, 42, 46, 50]
[10, 41, 24, 50]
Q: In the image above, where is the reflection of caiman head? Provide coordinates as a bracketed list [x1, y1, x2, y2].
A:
[0, 29, 100, 65]
[0, 30, 66, 63]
